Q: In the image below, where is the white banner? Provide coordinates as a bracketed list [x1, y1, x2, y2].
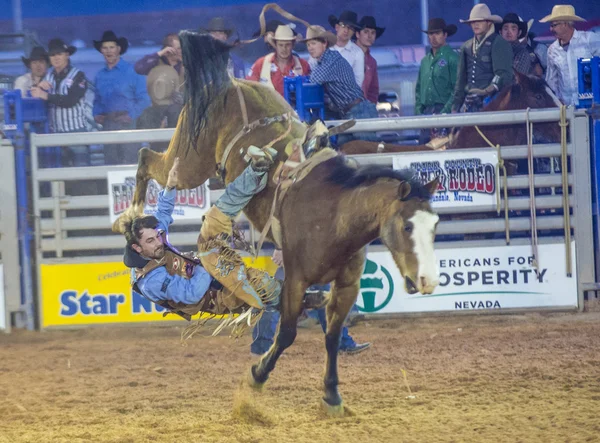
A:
[392, 149, 498, 208]
[107, 170, 210, 223]
[357, 243, 577, 314]
[0, 264, 5, 331]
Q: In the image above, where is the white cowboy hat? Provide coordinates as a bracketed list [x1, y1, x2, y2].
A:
[539, 5, 585, 23]
[266, 25, 299, 48]
[460, 4, 502, 24]
[147, 65, 180, 106]
[301, 25, 337, 47]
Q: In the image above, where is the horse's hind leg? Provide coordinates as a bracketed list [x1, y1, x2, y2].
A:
[322, 250, 365, 415]
[249, 277, 307, 388]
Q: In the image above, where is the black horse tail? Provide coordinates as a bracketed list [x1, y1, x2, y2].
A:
[179, 30, 233, 152]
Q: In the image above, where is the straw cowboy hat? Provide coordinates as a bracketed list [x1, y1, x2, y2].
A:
[500, 13, 528, 38]
[301, 25, 337, 47]
[539, 5, 585, 23]
[422, 18, 457, 36]
[266, 25, 299, 48]
[357, 16, 386, 39]
[200, 17, 235, 37]
[48, 38, 77, 56]
[460, 4, 502, 24]
[147, 65, 180, 106]
[93, 31, 129, 54]
[328, 10, 362, 31]
[22, 46, 49, 67]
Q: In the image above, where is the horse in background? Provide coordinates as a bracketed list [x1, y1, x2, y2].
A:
[339, 72, 563, 155]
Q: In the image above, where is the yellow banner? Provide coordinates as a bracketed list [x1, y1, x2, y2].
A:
[40, 257, 277, 328]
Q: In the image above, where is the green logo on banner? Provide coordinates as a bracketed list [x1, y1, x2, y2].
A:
[357, 258, 394, 312]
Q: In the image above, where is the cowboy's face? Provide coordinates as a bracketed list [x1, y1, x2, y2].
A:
[169, 38, 182, 62]
[30, 59, 48, 77]
[101, 42, 121, 65]
[501, 23, 520, 42]
[49, 52, 69, 71]
[470, 20, 492, 37]
[335, 23, 354, 43]
[357, 28, 376, 48]
[427, 30, 447, 49]
[210, 31, 228, 42]
[274, 40, 294, 60]
[132, 228, 165, 260]
[307, 39, 327, 59]
[550, 21, 570, 40]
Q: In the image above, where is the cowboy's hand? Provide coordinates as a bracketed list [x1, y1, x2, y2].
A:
[468, 88, 488, 97]
[94, 114, 105, 125]
[158, 46, 177, 58]
[30, 87, 48, 100]
[166, 157, 180, 189]
[272, 249, 284, 267]
[37, 80, 51, 90]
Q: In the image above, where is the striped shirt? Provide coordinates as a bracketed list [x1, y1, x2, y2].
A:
[44, 65, 88, 133]
[310, 49, 364, 113]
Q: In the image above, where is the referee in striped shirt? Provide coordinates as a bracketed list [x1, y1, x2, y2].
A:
[303, 25, 378, 146]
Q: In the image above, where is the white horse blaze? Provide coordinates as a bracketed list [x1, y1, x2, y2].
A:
[409, 210, 440, 290]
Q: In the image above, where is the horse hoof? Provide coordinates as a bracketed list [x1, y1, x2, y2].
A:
[321, 399, 345, 417]
[246, 366, 265, 392]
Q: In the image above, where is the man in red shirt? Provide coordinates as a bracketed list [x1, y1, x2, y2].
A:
[247, 25, 311, 97]
[355, 16, 384, 104]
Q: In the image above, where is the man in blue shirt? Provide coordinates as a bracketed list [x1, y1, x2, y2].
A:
[303, 25, 378, 145]
[93, 31, 150, 165]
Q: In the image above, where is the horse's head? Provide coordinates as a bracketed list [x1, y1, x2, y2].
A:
[379, 176, 440, 295]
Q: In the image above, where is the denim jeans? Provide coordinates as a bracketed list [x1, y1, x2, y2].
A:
[215, 165, 267, 218]
[337, 100, 379, 146]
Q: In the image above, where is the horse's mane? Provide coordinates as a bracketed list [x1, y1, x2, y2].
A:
[327, 157, 433, 200]
[179, 30, 233, 151]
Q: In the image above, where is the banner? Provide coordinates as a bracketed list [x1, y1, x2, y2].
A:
[107, 169, 210, 223]
[392, 149, 498, 208]
[40, 258, 278, 327]
[0, 264, 5, 331]
[357, 243, 577, 314]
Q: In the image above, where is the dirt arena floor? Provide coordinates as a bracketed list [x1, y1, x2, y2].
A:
[1, 310, 600, 443]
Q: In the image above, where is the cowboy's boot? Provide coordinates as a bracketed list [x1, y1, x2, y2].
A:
[246, 145, 278, 172]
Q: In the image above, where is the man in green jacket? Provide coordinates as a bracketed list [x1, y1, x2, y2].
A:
[415, 18, 459, 143]
[452, 4, 514, 113]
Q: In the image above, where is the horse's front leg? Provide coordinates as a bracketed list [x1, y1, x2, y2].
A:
[249, 276, 307, 388]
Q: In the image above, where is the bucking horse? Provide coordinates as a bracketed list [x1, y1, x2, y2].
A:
[113, 31, 440, 415]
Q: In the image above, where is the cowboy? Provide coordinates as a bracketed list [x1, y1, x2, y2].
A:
[14, 46, 48, 97]
[30, 39, 89, 166]
[92, 31, 150, 165]
[201, 17, 245, 79]
[415, 18, 459, 143]
[328, 11, 365, 87]
[354, 16, 384, 104]
[246, 25, 310, 97]
[452, 4, 514, 113]
[134, 33, 183, 79]
[304, 25, 378, 144]
[125, 150, 326, 321]
[252, 19, 299, 53]
[499, 13, 543, 77]
[540, 5, 600, 106]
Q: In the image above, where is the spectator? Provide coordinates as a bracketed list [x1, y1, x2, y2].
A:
[525, 31, 549, 75]
[200, 17, 245, 79]
[540, 5, 600, 106]
[14, 46, 48, 97]
[354, 16, 384, 104]
[499, 13, 543, 76]
[135, 33, 184, 130]
[452, 4, 513, 113]
[30, 39, 89, 166]
[415, 18, 458, 144]
[328, 11, 365, 87]
[304, 25, 378, 144]
[246, 25, 310, 97]
[92, 31, 150, 165]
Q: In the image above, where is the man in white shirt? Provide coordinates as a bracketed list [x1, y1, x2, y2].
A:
[327, 10, 365, 87]
[14, 46, 48, 97]
[540, 5, 600, 106]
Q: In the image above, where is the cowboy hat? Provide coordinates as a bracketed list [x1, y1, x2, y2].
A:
[93, 31, 129, 54]
[266, 25, 299, 49]
[539, 5, 585, 23]
[200, 17, 235, 37]
[252, 19, 298, 38]
[301, 25, 337, 47]
[500, 13, 528, 39]
[357, 16, 385, 39]
[422, 18, 457, 36]
[47, 38, 77, 56]
[22, 46, 49, 68]
[147, 65, 180, 106]
[328, 11, 362, 31]
[460, 4, 502, 24]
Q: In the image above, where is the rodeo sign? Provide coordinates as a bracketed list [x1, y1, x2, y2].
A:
[393, 149, 498, 208]
[107, 170, 210, 223]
